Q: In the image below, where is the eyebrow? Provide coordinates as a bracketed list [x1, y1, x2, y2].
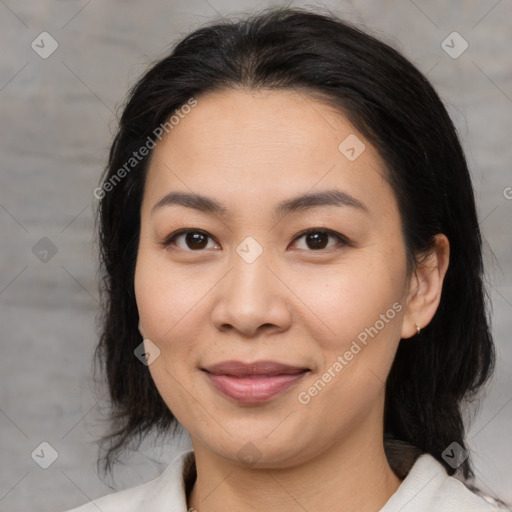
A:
[151, 189, 369, 219]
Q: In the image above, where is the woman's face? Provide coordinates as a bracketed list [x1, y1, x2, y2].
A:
[134, 88, 415, 467]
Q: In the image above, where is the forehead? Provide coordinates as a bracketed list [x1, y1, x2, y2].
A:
[151, 88, 370, 160]
[143, 88, 395, 221]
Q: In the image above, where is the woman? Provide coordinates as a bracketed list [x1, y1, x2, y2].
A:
[64, 6, 510, 511]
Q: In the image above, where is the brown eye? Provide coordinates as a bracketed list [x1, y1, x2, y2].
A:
[161, 228, 349, 253]
[162, 230, 218, 251]
[293, 229, 348, 251]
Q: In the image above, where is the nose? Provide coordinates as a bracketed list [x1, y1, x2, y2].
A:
[210, 249, 292, 338]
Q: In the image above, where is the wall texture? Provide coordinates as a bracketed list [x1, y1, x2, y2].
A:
[0, 1, 511, 510]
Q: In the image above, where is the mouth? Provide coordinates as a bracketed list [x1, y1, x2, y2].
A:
[201, 360, 310, 404]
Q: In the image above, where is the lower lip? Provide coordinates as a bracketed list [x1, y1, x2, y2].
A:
[204, 371, 308, 404]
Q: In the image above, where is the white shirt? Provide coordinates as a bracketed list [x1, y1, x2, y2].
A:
[62, 449, 509, 512]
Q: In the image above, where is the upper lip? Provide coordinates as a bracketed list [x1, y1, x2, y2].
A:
[202, 360, 310, 377]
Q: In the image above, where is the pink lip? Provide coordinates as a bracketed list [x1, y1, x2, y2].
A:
[202, 360, 310, 404]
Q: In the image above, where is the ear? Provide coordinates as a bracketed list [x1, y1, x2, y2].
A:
[401, 233, 450, 339]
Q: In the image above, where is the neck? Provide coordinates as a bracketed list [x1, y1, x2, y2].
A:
[187, 423, 403, 512]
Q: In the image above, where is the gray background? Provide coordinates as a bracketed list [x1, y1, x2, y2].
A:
[0, 1, 511, 510]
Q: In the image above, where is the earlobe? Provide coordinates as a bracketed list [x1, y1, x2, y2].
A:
[401, 234, 450, 339]
[138, 319, 146, 338]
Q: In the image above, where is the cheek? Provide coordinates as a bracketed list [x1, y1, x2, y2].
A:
[293, 255, 404, 344]
[134, 255, 169, 338]
[134, 255, 203, 415]
[134, 250, 199, 341]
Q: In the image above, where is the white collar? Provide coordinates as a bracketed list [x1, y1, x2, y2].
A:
[65, 449, 507, 511]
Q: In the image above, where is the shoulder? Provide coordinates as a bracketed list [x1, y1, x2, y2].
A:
[59, 450, 194, 512]
[380, 453, 510, 512]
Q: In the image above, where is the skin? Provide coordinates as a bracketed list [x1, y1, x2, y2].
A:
[134, 88, 450, 512]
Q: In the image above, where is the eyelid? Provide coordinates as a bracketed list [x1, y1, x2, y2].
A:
[160, 227, 351, 251]
[292, 228, 351, 250]
[160, 228, 218, 249]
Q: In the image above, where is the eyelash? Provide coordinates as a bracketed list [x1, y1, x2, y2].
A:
[159, 228, 351, 252]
